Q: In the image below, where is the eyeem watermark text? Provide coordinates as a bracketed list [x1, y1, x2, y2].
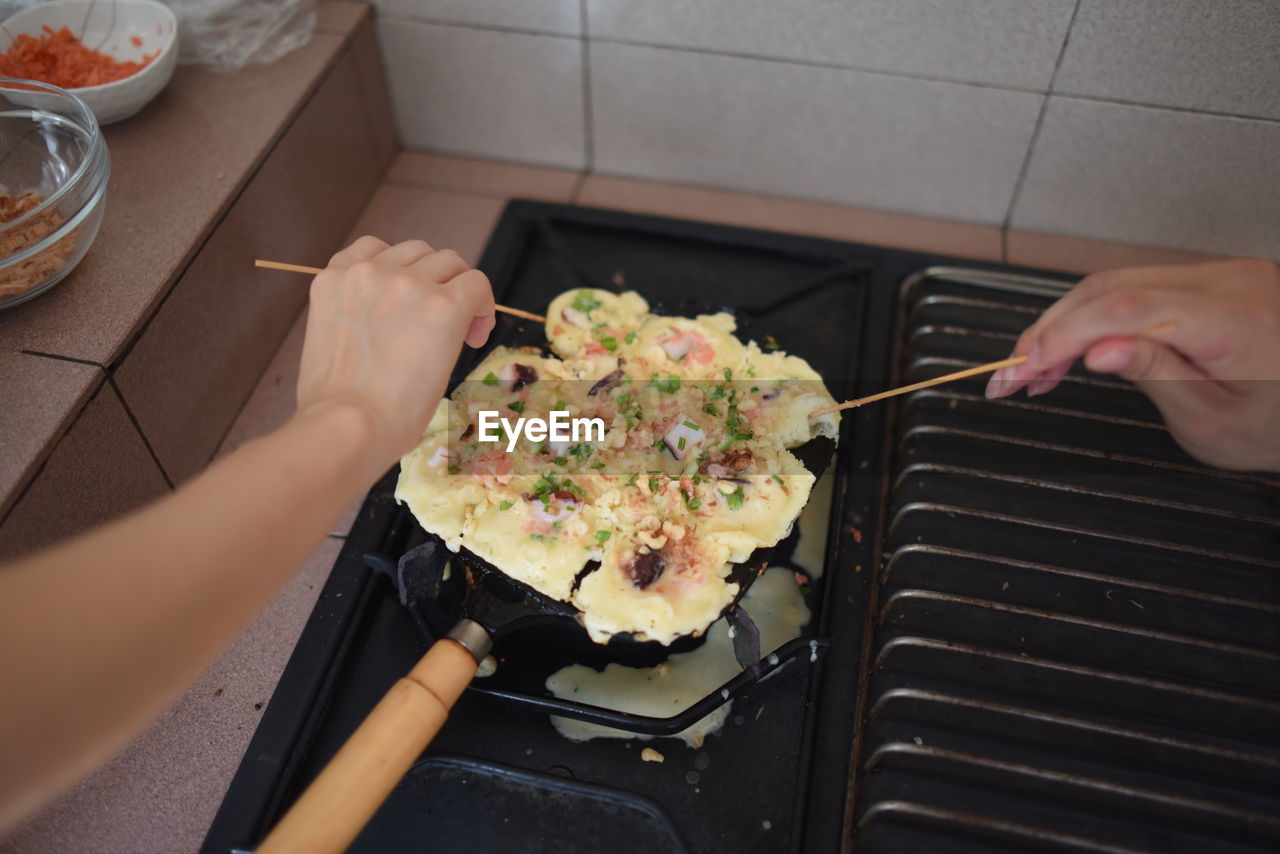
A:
[478, 410, 606, 453]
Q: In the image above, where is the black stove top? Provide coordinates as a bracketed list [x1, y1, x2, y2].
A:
[203, 202, 1280, 854]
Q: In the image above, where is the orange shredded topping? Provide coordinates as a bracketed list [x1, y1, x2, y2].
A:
[0, 26, 157, 88]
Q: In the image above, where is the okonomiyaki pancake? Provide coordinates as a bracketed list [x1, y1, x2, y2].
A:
[396, 288, 840, 644]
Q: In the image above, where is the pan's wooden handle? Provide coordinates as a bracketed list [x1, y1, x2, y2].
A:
[256, 638, 479, 853]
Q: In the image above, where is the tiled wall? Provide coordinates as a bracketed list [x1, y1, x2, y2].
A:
[372, 0, 1280, 259]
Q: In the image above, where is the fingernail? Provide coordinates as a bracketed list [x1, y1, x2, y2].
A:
[1026, 341, 1042, 371]
[984, 368, 1008, 399]
[1026, 374, 1054, 397]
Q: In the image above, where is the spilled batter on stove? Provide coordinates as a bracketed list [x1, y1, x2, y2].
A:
[396, 288, 839, 644]
[545, 567, 812, 748]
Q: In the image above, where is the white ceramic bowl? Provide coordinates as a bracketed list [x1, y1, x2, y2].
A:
[0, 0, 178, 125]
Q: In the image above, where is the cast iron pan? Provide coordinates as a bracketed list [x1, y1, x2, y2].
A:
[254, 300, 837, 853]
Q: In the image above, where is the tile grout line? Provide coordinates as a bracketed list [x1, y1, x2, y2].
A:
[579, 0, 595, 173]
[108, 376, 176, 491]
[1000, 0, 1083, 241]
[380, 14, 1042, 96]
[380, 14, 1280, 128]
[379, 13, 576, 41]
[569, 171, 589, 204]
[14, 349, 103, 368]
[1048, 91, 1280, 126]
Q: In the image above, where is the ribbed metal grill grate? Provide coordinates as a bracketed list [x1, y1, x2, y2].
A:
[855, 269, 1280, 853]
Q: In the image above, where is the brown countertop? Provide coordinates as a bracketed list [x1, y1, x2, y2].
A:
[0, 1, 382, 526]
[0, 5, 359, 365]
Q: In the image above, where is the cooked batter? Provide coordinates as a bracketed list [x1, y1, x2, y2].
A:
[396, 288, 839, 644]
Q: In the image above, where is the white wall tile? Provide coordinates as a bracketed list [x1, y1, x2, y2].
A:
[1010, 97, 1280, 258]
[1056, 0, 1280, 120]
[590, 42, 1041, 225]
[587, 0, 1075, 90]
[374, 0, 581, 35]
[379, 21, 586, 169]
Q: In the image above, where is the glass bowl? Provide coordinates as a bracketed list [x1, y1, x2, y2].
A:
[0, 79, 109, 310]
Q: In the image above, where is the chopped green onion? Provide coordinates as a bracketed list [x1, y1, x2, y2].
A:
[483, 372, 499, 386]
[553, 457, 567, 466]
[682, 419, 699, 430]
[678, 437, 686, 451]
[572, 290, 602, 313]
[771, 474, 785, 484]
[499, 499, 514, 510]
[595, 531, 611, 542]
[726, 485, 745, 511]
[624, 330, 637, 345]
[508, 400, 525, 413]
[651, 374, 681, 394]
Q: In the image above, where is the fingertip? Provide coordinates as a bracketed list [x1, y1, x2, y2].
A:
[464, 315, 494, 348]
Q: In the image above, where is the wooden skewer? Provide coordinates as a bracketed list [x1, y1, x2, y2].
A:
[254, 259, 547, 323]
[814, 321, 1179, 416]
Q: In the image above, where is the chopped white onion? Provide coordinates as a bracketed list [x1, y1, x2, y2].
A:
[659, 330, 693, 361]
[561, 306, 590, 327]
[532, 496, 580, 524]
[663, 415, 705, 461]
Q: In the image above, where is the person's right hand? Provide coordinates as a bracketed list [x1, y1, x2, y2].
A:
[295, 236, 496, 467]
[985, 257, 1280, 472]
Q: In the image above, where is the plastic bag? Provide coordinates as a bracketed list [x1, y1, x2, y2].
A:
[163, 0, 317, 72]
[0, 0, 318, 72]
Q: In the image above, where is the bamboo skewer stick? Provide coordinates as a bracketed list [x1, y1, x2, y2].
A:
[814, 321, 1179, 416]
[254, 259, 547, 323]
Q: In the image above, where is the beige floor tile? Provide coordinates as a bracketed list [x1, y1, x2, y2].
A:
[578, 174, 1004, 262]
[347, 184, 507, 265]
[1006, 230, 1221, 276]
[1, 536, 344, 854]
[389, 152, 581, 202]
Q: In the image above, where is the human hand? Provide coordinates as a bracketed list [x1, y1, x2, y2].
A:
[296, 236, 496, 463]
[985, 257, 1280, 472]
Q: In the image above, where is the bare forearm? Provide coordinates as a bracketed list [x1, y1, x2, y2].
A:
[0, 402, 387, 828]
